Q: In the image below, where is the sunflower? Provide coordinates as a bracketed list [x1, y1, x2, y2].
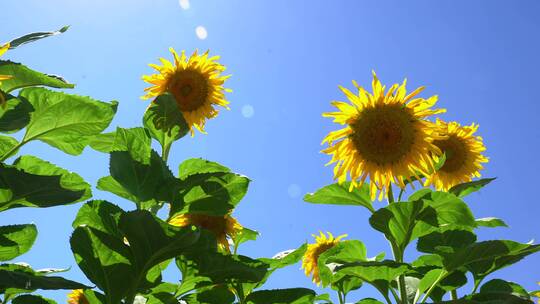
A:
[169, 213, 242, 252]
[142, 48, 230, 135]
[0, 42, 13, 108]
[322, 72, 446, 201]
[424, 119, 488, 191]
[302, 231, 346, 285]
[536, 282, 540, 304]
[67, 290, 89, 304]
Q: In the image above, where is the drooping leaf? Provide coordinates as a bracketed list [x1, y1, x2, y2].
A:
[0, 224, 37, 261]
[304, 182, 373, 212]
[0, 263, 89, 290]
[19, 87, 117, 155]
[245, 288, 317, 304]
[0, 61, 74, 93]
[8, 26, 69, 50]
[417, 230, 477, 255]
[449, 178, 496, 198]
[475, 217, 508, 228]
[0, 155, 91, 211]
[143, 93, 189, 149]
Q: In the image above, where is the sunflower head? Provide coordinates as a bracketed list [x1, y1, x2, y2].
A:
[142, 48, 230, 135]
[424, 119, 488, 191]
[169, 213, 242, 252]
[302, 231, 347, 285]
[322, 72, 445, 201]
[67, 290, 89, 304]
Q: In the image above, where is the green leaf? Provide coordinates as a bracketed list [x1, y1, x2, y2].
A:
[0, 263, 89, 290]
[0, 135, 18, 158]
[143, 283, 179, 304]
[245, 288, 317, 304]
[19, 87, 117, 155]
[179, 158, 231, 179]
[411, 190, 476, 230]
[72, 200, 124, 237]
[449, 178, 496, 198]
[0, 62, 74, 93]
[96, 176, 142, 204]
[233, 227, 259, 247]
[369, 201, 439, 253]
[108, 150, 177, 205]
[8, 26, 69, 50]
[304, 182, 373, 212]
[336, 260, 411, 285]
[90, 127, 152, 163]
[317, 240, 368, 287]
[465, 241, 540, 284]
[355, 299, 385, 304]
[12, 294, 57, 304]
[417, 230, 477, 255]
[0, 155, 91, 211]
[475, 217, 508, 228]
[0, 94, 33, 134]
[143, 93, 189, 149]
[177, 251, 269, 284]
[480, 279, 530, 300]
[174, 172, 250, 216]
[0, 224, 37, 261]
[260, 243, 308, 270]
[71, 209, 206, 304]
[70, 226, 133, 304]
[180, 286, 236, 304]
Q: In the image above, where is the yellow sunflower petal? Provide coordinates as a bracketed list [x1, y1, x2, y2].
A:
[142, 48, 230, 135]
[302, 232, 347, 285]
[424, 119, 488, 191]
[322, 73, 445, 200]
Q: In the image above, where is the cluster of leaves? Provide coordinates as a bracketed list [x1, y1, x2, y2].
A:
[304, 180, 540, 303]
[0, 28, 327, 304]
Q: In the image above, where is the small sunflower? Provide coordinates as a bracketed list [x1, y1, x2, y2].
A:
[67, 290, 89, 304]
[424, 119, 488, 191]
[322, 72, 445, 200]
[169, 213, 242, 252]
[302, 231, 347, 285]
[0, 42, 13, 108]
[142, 48, 230, 135]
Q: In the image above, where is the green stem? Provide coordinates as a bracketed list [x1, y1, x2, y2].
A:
[471, 278, 483, 294]
[397, 188, 405, 201]
[234, 283, 246, 304]
[451, 289, 458, 300]
[161, 140, 172, 162]
[388, 184, 395, 204]
[337, 290, 345, 304]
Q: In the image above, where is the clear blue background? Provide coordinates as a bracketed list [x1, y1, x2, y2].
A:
[1, 0, 539, 302]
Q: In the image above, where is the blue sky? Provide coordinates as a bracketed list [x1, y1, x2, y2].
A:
[1, 0, 540, 302]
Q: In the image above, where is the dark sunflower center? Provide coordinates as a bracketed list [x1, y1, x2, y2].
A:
[350, 104, 416, 165]
[434, 135, 467, 173]
[191, 214, 227, 238]
[167, 69, 209, 111]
